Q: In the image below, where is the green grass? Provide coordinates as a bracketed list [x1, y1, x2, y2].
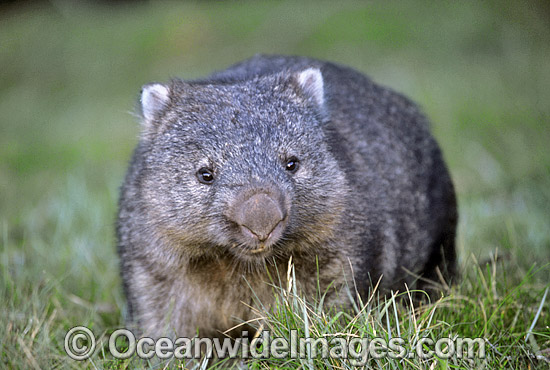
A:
[1, 1, 549, 368]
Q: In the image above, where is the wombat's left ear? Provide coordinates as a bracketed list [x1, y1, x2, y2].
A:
[140, 83, 170, 124]
[294, 68, 324, 108]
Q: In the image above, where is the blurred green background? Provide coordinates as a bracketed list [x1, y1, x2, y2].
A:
[0, 0, 549, 365]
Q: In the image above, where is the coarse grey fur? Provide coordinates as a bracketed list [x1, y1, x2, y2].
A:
[117, 55, 457, 339]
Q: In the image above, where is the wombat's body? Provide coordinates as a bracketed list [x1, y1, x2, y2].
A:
[117, 55, 457, 338]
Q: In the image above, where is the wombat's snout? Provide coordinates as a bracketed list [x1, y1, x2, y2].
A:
[228, 191, 286, 249]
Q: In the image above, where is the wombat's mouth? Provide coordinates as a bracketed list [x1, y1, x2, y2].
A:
[237, 217, 286, 254]
[249, 243, 268, 254]
[226, 189, 288, 256]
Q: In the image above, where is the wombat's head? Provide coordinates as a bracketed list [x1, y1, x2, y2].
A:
[136, 68, 347, 265]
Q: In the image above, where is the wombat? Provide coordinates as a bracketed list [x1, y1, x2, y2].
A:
[116, 55, 457, 339]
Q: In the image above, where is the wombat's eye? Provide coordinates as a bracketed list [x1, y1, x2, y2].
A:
[285, 157, 300, 173]
[196, 167, 214, 184]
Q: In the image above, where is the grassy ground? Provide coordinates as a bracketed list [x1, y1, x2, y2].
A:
[1, 1, 549, 368]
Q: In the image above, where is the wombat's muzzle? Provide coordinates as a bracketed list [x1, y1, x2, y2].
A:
[227, 190, 287, 250]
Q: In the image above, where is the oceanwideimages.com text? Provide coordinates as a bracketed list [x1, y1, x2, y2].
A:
[64, 326, 486, 364]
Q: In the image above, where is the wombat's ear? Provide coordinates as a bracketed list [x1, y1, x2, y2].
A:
[140, 83, 170, 123]
[294, 68, 324, 108]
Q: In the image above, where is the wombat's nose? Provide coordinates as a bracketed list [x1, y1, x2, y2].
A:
[234, 193, 284, 242]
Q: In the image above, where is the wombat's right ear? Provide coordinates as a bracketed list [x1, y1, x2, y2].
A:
[140, 83, 170, 124]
